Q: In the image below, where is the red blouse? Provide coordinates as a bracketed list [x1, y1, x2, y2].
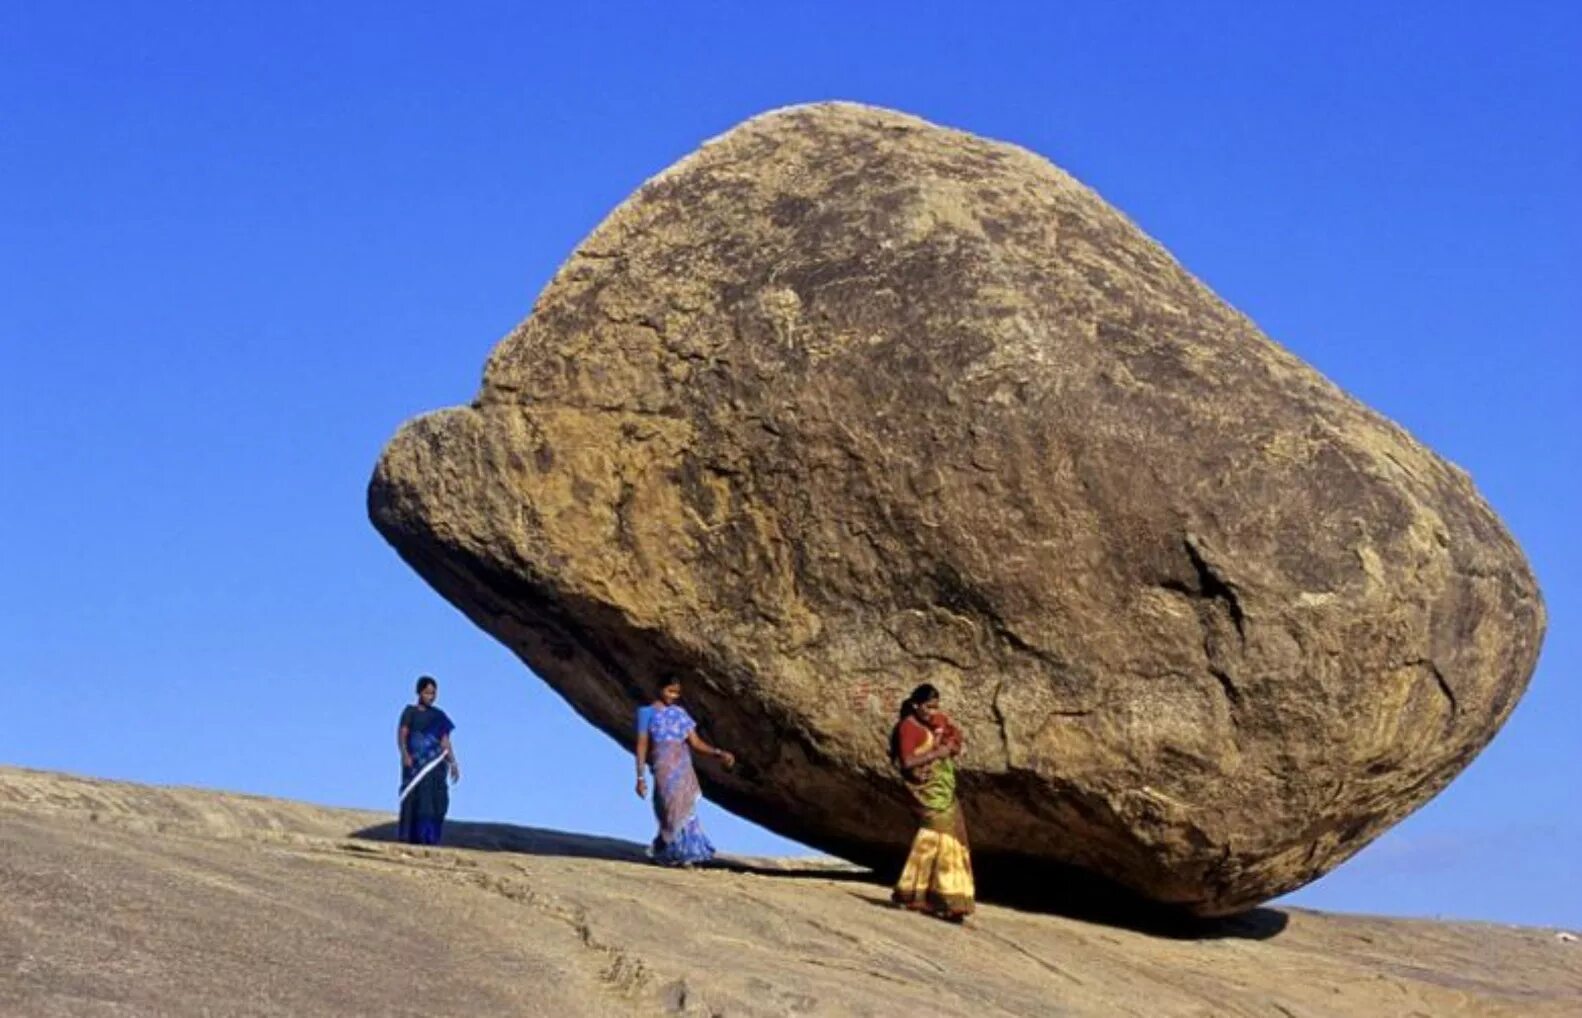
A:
[896, 715, 933, 762]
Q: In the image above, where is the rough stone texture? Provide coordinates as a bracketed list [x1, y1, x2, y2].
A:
[5, 767, 1580, 1018]
[368, 102, 1545, 914]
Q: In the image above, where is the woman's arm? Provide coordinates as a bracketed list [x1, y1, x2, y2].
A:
[901, 743, 956, 770]
[441, 733, 460, 783]
[634, 731, 650, 798]
[398, 724, 412, 769]
[686, 730, 735, 768]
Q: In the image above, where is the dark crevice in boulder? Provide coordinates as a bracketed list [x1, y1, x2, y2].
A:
[1182, 535, 1246, 644]
[1413, 658, 1459, 723]
[1208, 666, 1243, 707]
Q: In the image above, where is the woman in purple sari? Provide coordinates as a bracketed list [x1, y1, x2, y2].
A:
[633, 678, 735, 866]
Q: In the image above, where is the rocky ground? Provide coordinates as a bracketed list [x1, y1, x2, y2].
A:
[1, 766, 1576, 1017]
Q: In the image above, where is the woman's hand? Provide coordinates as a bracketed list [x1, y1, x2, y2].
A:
[402, 753, 414, 770]
[716, 749, 736, 769]
[448, 759, 462, 784]
[635, 775, 648, 799]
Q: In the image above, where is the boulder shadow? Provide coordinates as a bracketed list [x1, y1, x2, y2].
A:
[971, 858, 1291, 941]
[854, 886, 1284, 937]
[846, 889, 1288, 943]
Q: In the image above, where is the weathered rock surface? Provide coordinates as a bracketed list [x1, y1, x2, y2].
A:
[368, 102, 1545, 914]
[4, 768, 1580, 1018]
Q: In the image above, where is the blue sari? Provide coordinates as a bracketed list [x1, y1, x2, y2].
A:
[638, 704, 715, 866]
[398, 705, 453, 845]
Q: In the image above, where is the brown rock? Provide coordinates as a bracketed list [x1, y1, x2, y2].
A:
[368, 102, 1545, 914]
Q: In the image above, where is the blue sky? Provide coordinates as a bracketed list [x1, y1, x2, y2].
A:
[3, 2, 1577, 928]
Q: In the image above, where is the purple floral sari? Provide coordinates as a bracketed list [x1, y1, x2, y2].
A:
[638, 704, 715, 865]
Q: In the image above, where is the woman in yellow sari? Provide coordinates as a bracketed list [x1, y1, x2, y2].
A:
[889, 683, 975, 921]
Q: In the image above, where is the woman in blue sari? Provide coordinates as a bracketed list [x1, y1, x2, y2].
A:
[397, 675, 460, 845]
[633, 678, 735, 866]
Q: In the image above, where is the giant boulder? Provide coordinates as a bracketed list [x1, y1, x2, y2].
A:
[369, 103, 1544, 914]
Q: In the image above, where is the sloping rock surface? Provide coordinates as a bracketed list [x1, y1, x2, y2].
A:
[2, 768, 1579, 1017]
[369, 102, 1545, 913]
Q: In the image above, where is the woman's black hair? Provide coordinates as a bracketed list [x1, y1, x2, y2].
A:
[649, 674, 684, 702]
[889, 683, 941, 764]
[415, 675, 437, 696]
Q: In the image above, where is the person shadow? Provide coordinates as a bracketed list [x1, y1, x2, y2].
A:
[349, 817, 875, 885]
[351, 818, 653, 864]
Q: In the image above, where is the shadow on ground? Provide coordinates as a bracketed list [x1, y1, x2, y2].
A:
[975, 856, 1291, 941]
[350, 819, 1288, 941]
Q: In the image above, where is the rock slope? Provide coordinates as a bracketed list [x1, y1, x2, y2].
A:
[2, 767, 1577, 1017]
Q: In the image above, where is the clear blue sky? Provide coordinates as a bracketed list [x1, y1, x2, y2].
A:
[3, 2, 1577, 928]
